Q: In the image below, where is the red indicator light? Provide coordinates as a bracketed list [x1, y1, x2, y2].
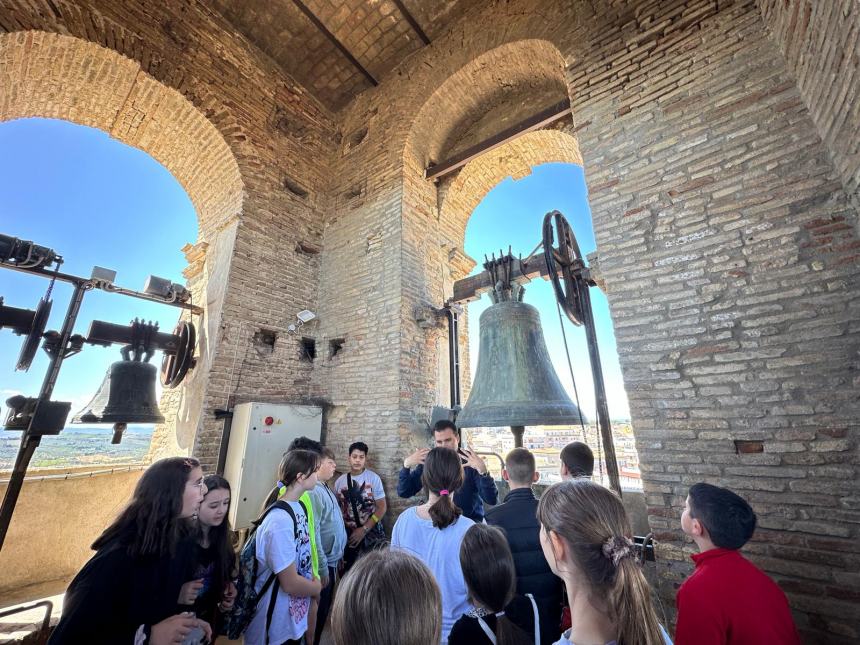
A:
[264, 416, 274, 426]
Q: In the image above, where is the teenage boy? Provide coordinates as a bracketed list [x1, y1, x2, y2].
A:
[309, 447, 347, 645]
[486, 448, 562, 645]
[334, 442, 387, 571]
[559, 441, 594, 480]
[398, 419, 498, 522]
[676, 482, 800, 645]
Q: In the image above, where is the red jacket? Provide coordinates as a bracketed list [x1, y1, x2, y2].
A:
[675, 548, 800, 645]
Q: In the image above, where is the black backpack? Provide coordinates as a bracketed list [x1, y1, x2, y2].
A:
[223, 499, 306, 642]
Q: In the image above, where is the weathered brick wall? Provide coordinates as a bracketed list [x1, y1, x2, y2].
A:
[329, 0, 859, 640]
[1, 1, 337, 471]
[568, 3, 860, 640]
[758, 0, 860, 215]
[1, 0, 858, 641]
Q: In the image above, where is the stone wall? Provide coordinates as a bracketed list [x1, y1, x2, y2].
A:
[0, 466, 143, 597]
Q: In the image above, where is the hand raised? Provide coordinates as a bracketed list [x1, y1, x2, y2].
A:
[462, 448, 488, 475]
[404, 447, 430, 468]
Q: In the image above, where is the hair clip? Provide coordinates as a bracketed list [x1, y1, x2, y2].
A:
[182, 458, 194, 469]
[602, 535, 635, 566]
[276, 480, 287, 497]
[439, 489, 450, 496]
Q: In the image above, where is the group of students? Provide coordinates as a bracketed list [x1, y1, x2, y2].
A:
[48, 437, 388, 645]
[48, 420, 801, 645]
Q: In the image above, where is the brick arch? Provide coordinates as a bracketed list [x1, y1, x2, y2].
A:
[0, 29, 246, 458]
[439, 129, 584, 264]
[403, 39, 569, 174]
[0, 30, 245, 238]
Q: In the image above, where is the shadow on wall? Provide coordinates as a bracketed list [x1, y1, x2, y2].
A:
[0, 466, 143, 600]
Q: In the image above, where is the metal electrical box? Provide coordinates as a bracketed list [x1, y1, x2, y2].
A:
[224, 402, 322, 529]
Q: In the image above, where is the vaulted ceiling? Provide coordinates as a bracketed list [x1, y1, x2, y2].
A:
[206, 0, 482, 111]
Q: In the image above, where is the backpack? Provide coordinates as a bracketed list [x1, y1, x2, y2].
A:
[223, 499, 307, 641]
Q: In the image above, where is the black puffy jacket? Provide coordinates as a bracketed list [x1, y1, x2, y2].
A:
[485, 487, 564, 645]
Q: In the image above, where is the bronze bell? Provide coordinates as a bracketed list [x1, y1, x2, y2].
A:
[72, 359, 165, 442]
[457, 299, 585, 446]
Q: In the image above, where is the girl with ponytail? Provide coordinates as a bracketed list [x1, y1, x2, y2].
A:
[450, 524, 541, 645]
[392, 447, 474, 644]
[245, 449, 322, 645]
[536, 479, 672, 645]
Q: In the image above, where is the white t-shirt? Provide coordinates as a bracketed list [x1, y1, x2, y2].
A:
[392, 506, 475, 644]
[334, 469, 385, 530]
[244, 501, 313, 645]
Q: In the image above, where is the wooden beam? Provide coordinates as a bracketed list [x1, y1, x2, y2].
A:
[451, 253, 593, 303]
[452, 258, 548, 304]
[291, 0, 378, 87]
[391, 0, 430, 45]
[425, 99, 572, 181]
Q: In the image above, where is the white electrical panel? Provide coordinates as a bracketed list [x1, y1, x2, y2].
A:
[223, 402, 322, 529]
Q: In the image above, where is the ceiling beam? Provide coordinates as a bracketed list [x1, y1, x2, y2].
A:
[424, 98, 573, 181]
[391, 0, 430, 45]
[290, 0, 378, 87]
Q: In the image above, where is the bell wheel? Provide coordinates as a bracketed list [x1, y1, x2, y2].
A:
[160, 320, 196, 388]
[542, 210, 585, 326]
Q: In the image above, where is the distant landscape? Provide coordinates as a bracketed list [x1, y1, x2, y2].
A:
[0, 425, 154, 471]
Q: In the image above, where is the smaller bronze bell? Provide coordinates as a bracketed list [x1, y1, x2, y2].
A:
[72, 360, 165, 427]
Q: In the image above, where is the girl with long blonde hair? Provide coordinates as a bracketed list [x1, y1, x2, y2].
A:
[536, 479, 672, 645]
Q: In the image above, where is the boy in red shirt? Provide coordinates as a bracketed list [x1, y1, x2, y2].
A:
[676, 483, 800, 645]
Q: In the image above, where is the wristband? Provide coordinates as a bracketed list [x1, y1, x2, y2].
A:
[371, 513, 380, 523]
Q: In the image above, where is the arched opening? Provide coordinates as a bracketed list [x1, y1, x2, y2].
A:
[399, 36, 645, 494]
[0, 30, 245, 597]
[0, 117, 197, 469]
[461, 161, 641, 490]
[0, 30, 245, 460]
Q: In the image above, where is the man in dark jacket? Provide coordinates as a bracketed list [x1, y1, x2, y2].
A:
[398, 420, 498, 522]
[486, 448, 563, 645]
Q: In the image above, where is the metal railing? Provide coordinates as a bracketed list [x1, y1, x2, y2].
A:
[0, 600, 53, 642]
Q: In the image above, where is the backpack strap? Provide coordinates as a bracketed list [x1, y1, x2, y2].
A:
[525, 593, 540, 645]
[477, 616, 498, 644]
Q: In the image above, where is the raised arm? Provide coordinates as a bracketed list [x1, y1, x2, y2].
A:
[397, 463, 424, 498]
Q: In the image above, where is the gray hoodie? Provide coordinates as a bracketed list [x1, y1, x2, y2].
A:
[309, 481, 348, 570]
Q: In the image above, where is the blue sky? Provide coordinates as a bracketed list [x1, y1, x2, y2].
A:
[0, 118, 197, 422]
[464, 163, 630, 420]
[0, 118, 630, 431]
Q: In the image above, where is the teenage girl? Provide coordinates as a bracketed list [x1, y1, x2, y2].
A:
[537, 479, 672, 645]
[449, 523, 540, 645]
[330, 548, 442, 645]
[181, 474, 238, 633]
[391, 447, 474, 644]
[49, 457, 212, 644]
[244, 449, 322, 645]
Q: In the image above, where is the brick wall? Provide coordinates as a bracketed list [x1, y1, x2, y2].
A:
[758, 0, 860, 215]
[1, 0, 858, 641]
[342, 0, 859, 640]
[1, 0, 338, 471]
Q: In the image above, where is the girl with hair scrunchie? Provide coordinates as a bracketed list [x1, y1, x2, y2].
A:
[537, 479, 673, 645]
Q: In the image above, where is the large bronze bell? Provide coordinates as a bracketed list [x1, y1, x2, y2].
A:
[72, 359, 165, 435]
[457, 299, 585, 446]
